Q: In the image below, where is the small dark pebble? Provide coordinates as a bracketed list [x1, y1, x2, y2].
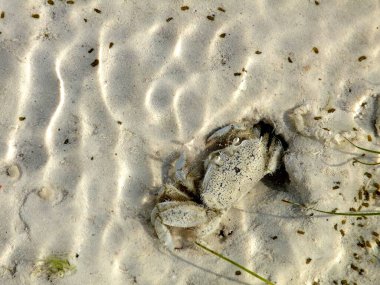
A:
[219, 33, 226, 38]
[181, 6, 189, 11]
[109, 42, 114, 48]
[91, 59, 99, 67]
[358, 55, 367, 62]
[363, 190, 370, 201]
[218, 229, 226, 238]
[312, 47, 319, 54]
[218, 7, 226, 12]
[166, 17, 173, 22]
[32, 14, 40, 19]
[94, 8, 101, 14]
[357, 241, 365, 248]
[235, 270, 241, 276]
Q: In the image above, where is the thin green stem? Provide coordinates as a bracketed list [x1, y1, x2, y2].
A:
[282, 199, 380, 216]
[344, 138, 380, 154]
[195, 241, 276, 285]
[353, 159, 380, 166]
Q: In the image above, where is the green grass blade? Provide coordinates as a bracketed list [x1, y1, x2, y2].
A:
[344, 138, 380, 154]
[195, 241, 276, 285]
[282, 199, 380, 216]
[353, 159, 380, 166]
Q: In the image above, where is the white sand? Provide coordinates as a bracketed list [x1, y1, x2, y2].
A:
[0, 1, 379, 284]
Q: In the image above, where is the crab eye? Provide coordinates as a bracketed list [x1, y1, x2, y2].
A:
[232, 137, 241, 146]
[213, 155, 223, 166]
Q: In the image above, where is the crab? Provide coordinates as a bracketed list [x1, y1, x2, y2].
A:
[151, 122, 284, 250]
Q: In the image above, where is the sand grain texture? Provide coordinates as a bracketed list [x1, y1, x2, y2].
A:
[0, 1, 379, 284]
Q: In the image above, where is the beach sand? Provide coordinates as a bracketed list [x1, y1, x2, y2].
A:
[0, 1, 379, 284]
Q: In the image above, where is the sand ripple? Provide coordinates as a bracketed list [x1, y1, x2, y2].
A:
[0, 1, 379, 284]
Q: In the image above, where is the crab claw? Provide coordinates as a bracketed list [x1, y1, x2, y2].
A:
[151, 201, 222, 250]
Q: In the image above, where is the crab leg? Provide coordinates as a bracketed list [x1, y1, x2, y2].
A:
[157, 184, 191, 202]
[265, 139, 283, 174]
[175, 153, 197, 194]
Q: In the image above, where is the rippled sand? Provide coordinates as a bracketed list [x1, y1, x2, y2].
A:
[0, 1, 380, 284]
